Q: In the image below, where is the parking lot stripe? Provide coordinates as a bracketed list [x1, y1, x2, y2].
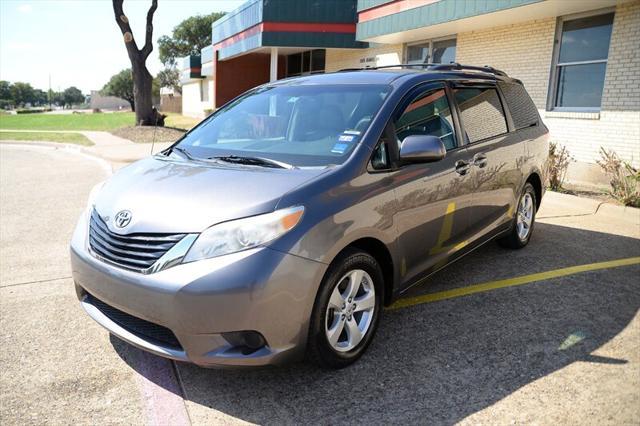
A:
[389, 256, 640, 310]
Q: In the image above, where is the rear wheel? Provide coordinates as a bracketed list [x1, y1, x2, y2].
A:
[307, 249, 383, 369]
[498, 182, 537, 249]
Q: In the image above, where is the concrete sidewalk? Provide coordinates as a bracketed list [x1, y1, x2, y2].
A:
[0, 129, 171, 169]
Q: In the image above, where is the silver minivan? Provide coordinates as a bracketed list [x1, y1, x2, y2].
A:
[71, 64, 548, 368]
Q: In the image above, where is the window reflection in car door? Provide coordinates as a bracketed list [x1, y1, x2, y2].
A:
[389, 84, 473, 289]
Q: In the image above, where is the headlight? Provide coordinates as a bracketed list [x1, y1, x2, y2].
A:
[87, 181, 105, 209]
[183, 206, 304, 262]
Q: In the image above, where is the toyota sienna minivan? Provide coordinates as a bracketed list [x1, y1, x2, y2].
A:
[71, 64, 549, 369]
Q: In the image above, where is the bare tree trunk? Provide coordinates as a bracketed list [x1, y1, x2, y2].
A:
[112, 0, 161, 126]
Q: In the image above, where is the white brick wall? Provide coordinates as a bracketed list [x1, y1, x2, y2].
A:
[546, 2, 640, 166]
[457, 2, 640, 167]
[325, 44, 404, 72]
[457, 18, 556, 109]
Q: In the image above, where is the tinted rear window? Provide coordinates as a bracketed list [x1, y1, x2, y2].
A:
[453, 87, 507, 143]
[498, 82, 539, 130]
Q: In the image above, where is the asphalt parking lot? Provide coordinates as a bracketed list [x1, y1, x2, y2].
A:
[1, 143, 639, 425]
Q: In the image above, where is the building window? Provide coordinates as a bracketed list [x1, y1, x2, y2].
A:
[406, 37, 456, 65]
[286, 49, 325, 77]
[549, 12, 614, 111]
[200, 80, 209, 102]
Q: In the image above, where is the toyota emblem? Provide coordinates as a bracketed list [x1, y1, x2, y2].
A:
[114, 210, 132, 228]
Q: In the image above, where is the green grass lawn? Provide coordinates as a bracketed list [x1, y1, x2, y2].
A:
[0, 131, 93, 146]
[0, 111, 202, 132]
[0, 112, 135, 131]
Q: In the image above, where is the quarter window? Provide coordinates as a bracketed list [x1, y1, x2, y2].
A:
[453, 88, 507, 143]
[498, 82, 539, 130]
[550, 13, 614, 110]
[395, 88, 456, 150]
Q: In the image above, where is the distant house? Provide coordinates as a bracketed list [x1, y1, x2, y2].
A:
[89, 90, 131, 111]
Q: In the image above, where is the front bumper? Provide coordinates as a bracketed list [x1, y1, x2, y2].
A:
[70, 214, 327, 368]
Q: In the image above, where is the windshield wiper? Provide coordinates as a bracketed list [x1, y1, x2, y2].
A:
[168, 146, 195, 160]
[210, 155, 295, 169]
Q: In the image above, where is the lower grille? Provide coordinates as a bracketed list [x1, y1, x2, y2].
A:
[89, 209, 186, 272]
[86, 293, 182, 350]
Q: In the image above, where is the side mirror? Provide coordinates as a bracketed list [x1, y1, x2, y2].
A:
[399, 135, 446, 164]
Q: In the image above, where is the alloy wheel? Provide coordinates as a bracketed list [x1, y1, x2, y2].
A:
[516, 192, 534, 240]
[324, 269, 376, 352]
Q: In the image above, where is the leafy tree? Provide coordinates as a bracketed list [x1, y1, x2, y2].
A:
[102, 69, 135, 111]
[157, 12, 224, 66]
[157, 68, 180, 94]
[52, 92, 65, 107]
[0, 81, 11, 102]
[112, 0, 160, 125]
[9, 82, 35, 106]
[63, 86, 85, 107]
[32, 89, 48, 106]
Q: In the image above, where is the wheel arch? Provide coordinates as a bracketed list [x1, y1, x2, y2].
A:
[525, 171, 543, 210]
[334, 237, 395, 306]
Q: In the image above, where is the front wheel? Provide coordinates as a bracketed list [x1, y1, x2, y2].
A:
[498, 182, 537, 249]
[307, 249, 383, 369]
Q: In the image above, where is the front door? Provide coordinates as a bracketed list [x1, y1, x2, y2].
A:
[390, 83, 475, 288]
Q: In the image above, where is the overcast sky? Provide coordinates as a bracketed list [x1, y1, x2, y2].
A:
[0, 0, 245, 94]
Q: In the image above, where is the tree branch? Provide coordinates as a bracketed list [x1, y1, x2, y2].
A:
[141, 0, 158, 59]
[112, 0, 139, 60]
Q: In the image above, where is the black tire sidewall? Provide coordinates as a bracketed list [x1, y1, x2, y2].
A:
[307, 249, 384, 369]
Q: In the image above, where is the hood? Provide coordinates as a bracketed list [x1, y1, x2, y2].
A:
[94, 156, 326, 234]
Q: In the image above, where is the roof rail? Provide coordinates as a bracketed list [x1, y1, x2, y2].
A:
[338, 62, 508, 77]
[428, 62, 508, 77]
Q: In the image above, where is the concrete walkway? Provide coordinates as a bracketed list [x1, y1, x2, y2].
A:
[0, 129, 171, 169]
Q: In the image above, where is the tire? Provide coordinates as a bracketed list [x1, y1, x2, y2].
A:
[498, 182, 537, 249]
[307, 248, 384, 369]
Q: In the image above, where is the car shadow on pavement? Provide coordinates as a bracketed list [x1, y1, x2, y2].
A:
[111, 222, 640, 424]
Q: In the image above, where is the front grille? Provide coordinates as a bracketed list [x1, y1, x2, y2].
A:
[86, 293, 182, 350]
[89, 209, 186, 272]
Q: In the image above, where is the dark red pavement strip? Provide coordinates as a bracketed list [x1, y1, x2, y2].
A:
[131, 349, 190, 425]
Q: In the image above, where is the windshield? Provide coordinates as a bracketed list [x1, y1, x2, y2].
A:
[174, 84, 391, 167]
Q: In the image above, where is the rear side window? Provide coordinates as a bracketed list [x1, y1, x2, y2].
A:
[453, 87, 507, 143]
[498, 82, 539, 130]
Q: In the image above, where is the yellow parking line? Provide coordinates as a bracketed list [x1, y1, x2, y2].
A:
[388, 256, 640, 310]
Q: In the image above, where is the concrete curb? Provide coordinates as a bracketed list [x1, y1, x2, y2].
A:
[0, 140, 114, 175]
[0, 139, 156, 167]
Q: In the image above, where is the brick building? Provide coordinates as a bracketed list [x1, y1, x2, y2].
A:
[180, 0, 639, 186]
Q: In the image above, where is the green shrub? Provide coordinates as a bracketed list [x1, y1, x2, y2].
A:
[16, 109, 44, 114]
[597, 148, 640, 207]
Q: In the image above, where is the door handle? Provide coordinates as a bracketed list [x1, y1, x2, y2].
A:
[455, 160, 470, 176]
[473, 153, 488, 168]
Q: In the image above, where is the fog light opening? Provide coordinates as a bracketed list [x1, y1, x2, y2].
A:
[222, 331, 267, 355]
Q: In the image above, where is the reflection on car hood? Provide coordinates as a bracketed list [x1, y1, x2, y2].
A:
[94, 156, 326, 234]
